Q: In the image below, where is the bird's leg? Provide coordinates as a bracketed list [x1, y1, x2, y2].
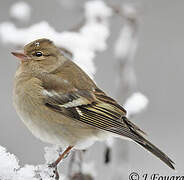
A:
[49, 146, 73, 168]
[48, 146, 73, 180]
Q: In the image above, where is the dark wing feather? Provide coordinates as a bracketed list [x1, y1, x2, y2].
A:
[94, 88, 127, 115]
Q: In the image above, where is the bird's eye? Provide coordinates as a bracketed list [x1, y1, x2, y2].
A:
[35, 51, 43, 57]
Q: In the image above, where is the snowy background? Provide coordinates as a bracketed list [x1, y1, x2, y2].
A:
[0, 0, 183, 179]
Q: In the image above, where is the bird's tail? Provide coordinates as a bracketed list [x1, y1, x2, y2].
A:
[135, 136, 175, 169]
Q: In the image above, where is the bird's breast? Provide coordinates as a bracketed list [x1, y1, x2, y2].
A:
[13, 78, 107, 149]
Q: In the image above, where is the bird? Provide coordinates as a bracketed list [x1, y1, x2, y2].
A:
[11, 38, 175, 171]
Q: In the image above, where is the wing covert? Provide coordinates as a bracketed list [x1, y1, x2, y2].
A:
[43, 87, 146, 141]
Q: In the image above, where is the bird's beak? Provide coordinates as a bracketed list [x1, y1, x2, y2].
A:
[11, 51, 28, 62]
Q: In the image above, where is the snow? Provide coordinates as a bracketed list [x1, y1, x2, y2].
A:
[15, 165, 36, 180]
[114, 25, 136, 59]
[9, 2, 31, 22]
[35, 165, 65, 180]
[0, 21, 58, 45]
[105, 136, 115, 147]
[44, 145, 62, 164]
[0, 145, 66, 180]
[0, 146, 19, 180]
[84, 0, 112, 20]
[114, 3, 138, 60]
[124, 92, 149, 117]
[82, 162, 97, 178]
[0, 0, 111, 79]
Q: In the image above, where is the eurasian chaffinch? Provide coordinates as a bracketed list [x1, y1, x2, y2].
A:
[12, 38, 175, 170]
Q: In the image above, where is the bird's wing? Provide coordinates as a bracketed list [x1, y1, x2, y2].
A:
[41, 75, 146, 141]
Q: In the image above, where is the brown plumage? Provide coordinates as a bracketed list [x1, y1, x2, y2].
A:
[12, 38, 175, 170]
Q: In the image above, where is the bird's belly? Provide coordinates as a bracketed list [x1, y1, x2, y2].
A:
[14, 96, 108, 149]
[17, 110, 71, 147]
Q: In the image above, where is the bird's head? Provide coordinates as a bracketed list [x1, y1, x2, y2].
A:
[11, 38, 65, 72]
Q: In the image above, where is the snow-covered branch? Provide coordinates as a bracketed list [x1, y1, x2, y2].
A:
[0, 145, 65, 180]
